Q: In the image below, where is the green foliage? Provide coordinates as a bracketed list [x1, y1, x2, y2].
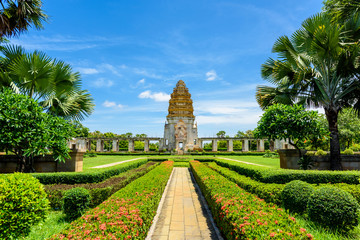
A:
[51, 161, 174, 239]
[307, 186, 360, 231]
[315, 149, 327, 156]
[298, 155, 315, 170]
[62, 187, 91, 221]
[337, 108, 360, 149]
[254, 104, 328, 150]
[0, 88, 74, 172]
[190, 161, 313, 239]
[0, 173, 49, 239]
[282, 180, 314, 214]
[343, 148, 354, 155]
[215, 159, 360, 184]
[32, 159, 148, 184]
[350, 144, 360, 151]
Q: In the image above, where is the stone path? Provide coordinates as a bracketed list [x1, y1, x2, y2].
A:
[90, 157, 144, 169]
[217, 157, 267, 167]
[148, 167, 220, 240]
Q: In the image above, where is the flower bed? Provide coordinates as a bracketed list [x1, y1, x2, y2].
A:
[50, 161, 173, 239]
[46, 162, 159, 209]
[190, 161, 313, 239]
[33, 159, 148, 184]
[215, 159, 360, 184]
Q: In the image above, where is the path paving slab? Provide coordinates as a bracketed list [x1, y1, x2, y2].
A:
[149, 167, 220, 240]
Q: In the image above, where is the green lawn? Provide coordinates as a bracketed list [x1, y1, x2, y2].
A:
[83, 155, 146, 170]
[23, 211, 70, 240]
[216, 155, 280, 168]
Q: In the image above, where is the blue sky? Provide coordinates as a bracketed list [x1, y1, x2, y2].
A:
[9, 0, 324, 137]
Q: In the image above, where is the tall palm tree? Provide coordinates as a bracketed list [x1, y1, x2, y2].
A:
[256, 13, 360, 170]
[0, 45, 94, 121]
[0, 0, 48, 38]
[323, 0, 360, 23]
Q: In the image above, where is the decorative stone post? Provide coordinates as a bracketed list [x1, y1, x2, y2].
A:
[212, 139, 218, 152]
[57, 144, 84, 172]
[87, 140, 92, 151]
[227, 140, 233, 152]
[257, 139, 265, 152]
[112, 140, 119, 152]
[128, 139, 135, 152]
[96, 139, 104, 152]
[144, 139, 150, 152]
[274, 139, 282, 150]
[242, 139, 249, 152]
[76, 139, 87, 151]
[198, 139, 203, 149]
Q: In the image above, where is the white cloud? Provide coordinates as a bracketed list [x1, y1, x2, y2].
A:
[206, 70, 218, 81]
[102, 100, 124, 109]
[77, 67, 99, 75]
[93, 78, 114, 87]
[138, 78, 145, 84]
[138, 90, 170, 102]
[98, 63, 122, 77]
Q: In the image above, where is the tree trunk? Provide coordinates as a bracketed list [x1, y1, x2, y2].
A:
[325, 108, 342, 170]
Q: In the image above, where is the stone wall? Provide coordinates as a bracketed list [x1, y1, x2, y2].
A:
[0, 150, 84, 173]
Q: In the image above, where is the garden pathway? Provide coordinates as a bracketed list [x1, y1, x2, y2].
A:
[217, 157, 266, 167]
[90, 157, 144, 168]
[148, 167, 221, 240]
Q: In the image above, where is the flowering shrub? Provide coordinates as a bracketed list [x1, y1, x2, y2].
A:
[50, 161, 173, 239]
[45, 162, 158, 209]
[191, 161, 313, 240]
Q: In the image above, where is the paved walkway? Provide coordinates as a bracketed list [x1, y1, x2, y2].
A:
[90, 157, 144, 169]
[149, 168, 220, 240]
[217, 157, 267, 167]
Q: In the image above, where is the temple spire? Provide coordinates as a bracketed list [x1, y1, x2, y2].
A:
[167, 80, 194, 118]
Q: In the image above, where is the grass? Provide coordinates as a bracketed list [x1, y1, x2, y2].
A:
[83, 155, 146, 170]
[216, 155, 280, 168]
[23, 211, 70, 240]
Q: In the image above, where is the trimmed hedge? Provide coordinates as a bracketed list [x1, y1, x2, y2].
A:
[0, 173, 50, 239]
[190, 161, 313, 239]
[282, 181, 314, 214]
[62, 187, 91, 221]
[215, 159, 360, 184]
[45, 162, 159, 209]
[206, 162, 284, 205]
[51, 161, 173, 239]
[32, 158, 148, 184]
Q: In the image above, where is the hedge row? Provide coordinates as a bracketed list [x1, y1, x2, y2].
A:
[215, 159, 360, 184]
[51, 161, 174, 239]
[32, 159, 148, 185]
[190, 161, 313, 239]
[96, 152, 171, 155]
[45, 162, 159, 209]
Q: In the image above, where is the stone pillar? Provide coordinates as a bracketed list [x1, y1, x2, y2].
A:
[57, 145, 84, 172]
[257, 139, 265, 152]
[212, 139, 218, 152]
[128, 139, 134, 152]
[76, 139, 86, 151]
[87, 140, 92, 151]
[227, 140, 233, 152]
[159, 139, 164, 151]
[242, 139, 249, 152]
[96, 139, 104, 152]
[274, 139, 282, 150]
[198, 139, 203, 149]
[112, 140, 119, 152]
[144, 139, 150, 152]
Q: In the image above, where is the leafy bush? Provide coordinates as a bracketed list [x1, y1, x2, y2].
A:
[343, 148, 354, 155]
[315, 149, 327, 156]
[298, 155, 314, 170]
[33, 158, 147, 184]
[51, 161, 173, 239]
[307, 186, 360, 231]
[62, 187, 91, 220]
[282, 180, 314, 214]
[0, 173, 49, 239]
[215, 159, 360, 184]
[45, 162, 158, 209]
[350, 144, 360, 151]
[190, 161, 313, 239]
[84, 152, 97, 158]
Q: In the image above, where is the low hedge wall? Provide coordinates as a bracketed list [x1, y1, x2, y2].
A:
[215, 159, 360, 184]
[51, 161, 174, 239]
[190, 161, 313, 239]
[45, 162, 159, 210]
[96, 152, 171, 155]
[32, 159, 148, 185]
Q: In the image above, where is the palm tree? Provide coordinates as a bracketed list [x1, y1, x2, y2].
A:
[323, 0, 360, 22]
[256, 13, 360, 170]
[0, 45, 94, 121]
[0, 0, 48, 38]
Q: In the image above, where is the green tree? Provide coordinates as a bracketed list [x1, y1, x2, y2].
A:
[216, 130, 226, 138]
[71, 121, 90, 138]
[323, 0, 360, 22]
[338, 108, 360, 149]
[257, 13, 360, 169]
[0, 88, 74, 172]
[254, 104, 328, 156]
[0, 45, 94, 121]
[0, 0, 48, 39]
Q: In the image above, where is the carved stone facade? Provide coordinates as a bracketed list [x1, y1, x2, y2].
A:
[162, 80, 199, 152]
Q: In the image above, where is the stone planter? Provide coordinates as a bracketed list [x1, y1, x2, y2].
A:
[278, 149, 305, 169]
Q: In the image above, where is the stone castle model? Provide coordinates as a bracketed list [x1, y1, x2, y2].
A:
[162, 80, 199, 152]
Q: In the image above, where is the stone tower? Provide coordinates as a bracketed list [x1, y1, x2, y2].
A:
[162, 80, 199, 152]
